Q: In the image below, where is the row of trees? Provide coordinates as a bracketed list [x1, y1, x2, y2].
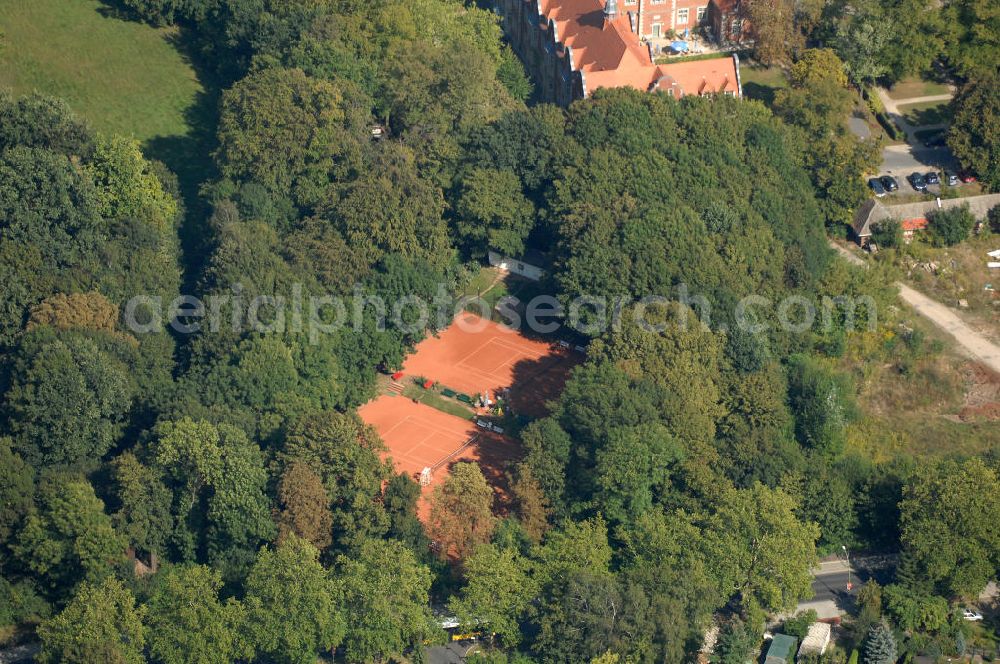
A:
[744, 0, 998, 84]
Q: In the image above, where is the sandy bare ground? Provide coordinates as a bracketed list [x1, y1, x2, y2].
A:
[830, 241, 1000, 375]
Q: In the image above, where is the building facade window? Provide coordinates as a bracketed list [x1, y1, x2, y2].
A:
[696, 5, 706, 20]
[676, 8, 689, 24]
[651, 22, 662, 36]
[731, 18, 742, 36]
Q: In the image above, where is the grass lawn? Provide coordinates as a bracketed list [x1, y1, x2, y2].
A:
[0, 0, 221, 283]
[898, 100, 951, 127]
[886, 76, 951, 100]
[739, 65, 787, 106]
[0, 0, 202, 142]
[401, 384, 475, 421]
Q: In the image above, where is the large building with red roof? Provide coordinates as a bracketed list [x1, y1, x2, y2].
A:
[499, 0, 742, 105]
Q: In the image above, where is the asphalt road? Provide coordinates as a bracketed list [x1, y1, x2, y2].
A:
[880, 144, 957, 180]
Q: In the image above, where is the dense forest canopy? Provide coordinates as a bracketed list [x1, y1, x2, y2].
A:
[1, 0, 999, 662]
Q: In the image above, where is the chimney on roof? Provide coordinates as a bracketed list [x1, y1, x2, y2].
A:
[605, 0, 619, 22]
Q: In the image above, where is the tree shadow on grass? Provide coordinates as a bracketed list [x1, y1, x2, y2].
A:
[742, 81, 778, 106]
[141, 27, 223, 292]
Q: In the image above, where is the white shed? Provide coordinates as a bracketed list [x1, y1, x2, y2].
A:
[487, 250, 546, 281]
[797, 621, 831, 658]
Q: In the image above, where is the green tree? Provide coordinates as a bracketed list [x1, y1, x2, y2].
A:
[714, 618, 761, 664]
[870, 220, 903, 249]
[243, 536, 345, 664]
[518, 418, 572, 516]
[36, 577, 145, 664]
[145, 564, 249, 664]
[533, 570, 652, 663]
[450, 543, 536, 647]
[454, 167, 535, 257]
[324, 142, 452, 270]
[929, 205, 976, 246]
[214, 67, 366, 209]
[948, 77, 1000, 190]
[836, 8, 892, 86]
[941, 0, 1000, 79]
[787, 355, 857, 456]
[428, 462, 496, 559]
[335, 538, 436, 662]
[150, 418, 273, 563]
[863, 620, 896, 664]
[110, 452, 173, 563]
[279, 411, 392, 551]
[383, 472, 431, 555]
[880, 0, 945, 82]
[0, 91, 92, 155]
[898, 458, 1000, 598]
[0, 437, 34, 546]
[86, 134, 177, 227]
[790, 49, 849, 88]
[3, 329, 134, 467]
[15, 479, 126, 595]
[707, 484, 819, 613]
[784, 609, 818, 638]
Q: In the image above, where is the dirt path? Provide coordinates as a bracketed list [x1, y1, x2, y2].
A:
[830, 242, 1000, 374]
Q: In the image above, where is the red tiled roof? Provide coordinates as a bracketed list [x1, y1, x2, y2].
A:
[901, 217, 929, 231]
[539, 0, 739, 96]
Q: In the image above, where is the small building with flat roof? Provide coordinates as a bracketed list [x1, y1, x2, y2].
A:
[797, 621, 832, 658]
[763, 633, 798, 664]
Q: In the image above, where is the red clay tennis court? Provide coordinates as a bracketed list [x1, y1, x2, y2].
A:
[358, 396, 520, 506]
[400, 312, 578, 417]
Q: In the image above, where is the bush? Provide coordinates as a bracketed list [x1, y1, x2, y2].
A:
[783, 609, 818, 638]
[929, 204, 975, 246]
[988, 204, 1000, 233]
[871, 219, 903, 249]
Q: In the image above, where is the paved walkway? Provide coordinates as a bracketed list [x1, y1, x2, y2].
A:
[830, 242, 1000, 374]
[876, 88, 953, 143]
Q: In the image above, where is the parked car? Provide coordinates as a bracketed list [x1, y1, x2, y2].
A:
[962, 609, 984, 622]
[925, 171, 940, 185]
[880, 175, 899, 192]
[908, 172, 927, 192]
[944, 170, 960, 186]
[960, 171, 977, 183]
[868, 177, 887, 197]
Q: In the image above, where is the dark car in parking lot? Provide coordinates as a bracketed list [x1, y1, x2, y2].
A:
[944, 170, 960, 186]
[880, 175, 899, 192]
[908, 172, 927, 192]
[925, 171, 940, 185]
[868, 178, 887, 197]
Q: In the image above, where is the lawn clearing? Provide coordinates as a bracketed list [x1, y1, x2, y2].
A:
[898, 100, 950, 127]
[401, 382, 476, 421]
[0, 0, 202, 143]
[887, 76, 951, 100]
[739, 64, 787, 106]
